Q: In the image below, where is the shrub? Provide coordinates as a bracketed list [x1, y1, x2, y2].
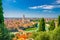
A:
[30, 32, 50, 40]
[35, 32, 50, 40]
[50, 27, 60, 40]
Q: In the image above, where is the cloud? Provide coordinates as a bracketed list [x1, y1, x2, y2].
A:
[39, 5, 54, 9]
[29, 6, 38, 9]
[29, 5, 54, 10]
[56, 0, 60, 4]
[29, 5, 60, 10]
[52, 0, 60, 4]
[29, 5, 54, 9]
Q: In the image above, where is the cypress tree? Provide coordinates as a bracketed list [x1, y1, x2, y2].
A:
[0, 0, 11, 40]
[49, 20, 55, 31]
[58, 16, 60, 27]
[0, 0, 4, 24]
[38, 18, 45, 31]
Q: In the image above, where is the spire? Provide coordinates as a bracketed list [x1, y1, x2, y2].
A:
[23, 14, 25, 19]
[22, 14, 25, 23]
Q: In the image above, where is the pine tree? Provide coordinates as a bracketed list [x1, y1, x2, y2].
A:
[38, 18, 45, 31]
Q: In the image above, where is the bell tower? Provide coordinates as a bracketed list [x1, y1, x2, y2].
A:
[22, 14, 25, 23]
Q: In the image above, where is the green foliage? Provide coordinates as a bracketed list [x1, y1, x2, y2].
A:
[30, 32, 50, 40]
[0, 24, 15, 40]
[30, 16, 60, 40]
[58, 16, 60, 26]
[25, 27, 36, 31]
[0, 0, 11, 40]
[10, 34, 15, 40]
[31, 26, 60, 40]
[49, 20, 55, 31]
[33, 23, 38, 27]
[0, 24, 10, 40]
[35, 32, 49, 40]
[50, 27, 60, 40]
[38, 18, 45, 31]
[0, 0, 4, 24]
[30, 32, 39, 39]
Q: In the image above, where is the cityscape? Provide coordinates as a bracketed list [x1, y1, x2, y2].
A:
[4, 15, 56, 31]
[0, 0, 60, 40]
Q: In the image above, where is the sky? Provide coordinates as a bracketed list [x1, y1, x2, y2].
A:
[2, 0, 60, 18]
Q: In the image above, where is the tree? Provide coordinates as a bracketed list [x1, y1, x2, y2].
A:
[0, 0, 4, 24]
[33, 23, 38, 27]
[38, 18, 45, 31]
[58, 16, 60, 27]
[49, 20, 55, 31]
[0, 24, 11, 40]
[0, 0, 11, 40]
